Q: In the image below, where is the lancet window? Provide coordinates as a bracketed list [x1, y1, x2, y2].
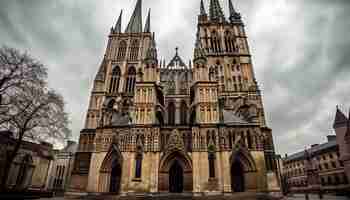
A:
[109, 66, 121, 93]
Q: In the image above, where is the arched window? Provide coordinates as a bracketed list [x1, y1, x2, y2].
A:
[208, 152, 216, 178]
[247, 130, 252, 149]
[210, 31, 221, 53]
[129, 40, 139, 61]
[125, 66, 136, 93]
[229, 131, 235, 149]
[135, 152, 143, 178]
[117, 40, 127, 61]
[225, 31, 233, 52]
[109, 66, 121, 93]
[231, 37, 237, 52]
[168, 102, 175, 125]
[180, 101, 187, 125]
[209, 67, 215, 81]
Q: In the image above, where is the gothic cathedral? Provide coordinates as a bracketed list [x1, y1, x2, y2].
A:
[69, 0, 280, 195]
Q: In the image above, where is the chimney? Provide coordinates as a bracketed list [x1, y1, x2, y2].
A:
[285, 153, 288, 158]
[327, 135, 336, 142]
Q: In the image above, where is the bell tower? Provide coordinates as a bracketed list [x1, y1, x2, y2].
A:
[84, 0, 159, 127]
[194, 0, 257, 92]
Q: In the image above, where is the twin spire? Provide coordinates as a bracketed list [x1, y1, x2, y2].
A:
[115, 0, 240, 34]
[113, 0, 151, 33]
[200, 0, 241, 22]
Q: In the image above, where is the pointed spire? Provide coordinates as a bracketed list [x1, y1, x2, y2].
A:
[145, 32, 158, 63]
[228, 0, 236, 14]
[114, 10, 123, 33]
[334, 106, 348, 128]
[200, 0, 207, 16]
[194, 31, 207, 62]
[228, 0, 241, 22]
[209, 0, 225, 22]
[144, 9, 151, 32]
[95, 58, 107, 82]
[125, 0, 143, 33]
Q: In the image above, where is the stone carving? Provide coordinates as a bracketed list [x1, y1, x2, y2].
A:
[99, 97, 132, 127]
[165, 129, 185, 154]
[223, 97, 259, 122]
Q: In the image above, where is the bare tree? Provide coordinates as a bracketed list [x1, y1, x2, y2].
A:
[0, 46, 46, 116]
[0, 46, 71, 191]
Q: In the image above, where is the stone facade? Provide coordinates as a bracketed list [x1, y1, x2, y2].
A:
[282, 135, 350, 194]
[69, 0, 279, 195]
[48, 141, 77, 193]
[0, 131, 54, 191]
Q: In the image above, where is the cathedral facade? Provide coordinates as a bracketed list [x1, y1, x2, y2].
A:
[69, 0, 279, 195]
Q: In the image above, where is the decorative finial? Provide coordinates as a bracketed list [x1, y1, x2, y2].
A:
[175, 47, 179, 55]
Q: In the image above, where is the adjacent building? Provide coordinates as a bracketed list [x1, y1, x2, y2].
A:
[0, 131, 54, 191]
[48, 141, 77, 193]
[283, 135, 349, 193]
[69, 0, 280, 196]
[333, 107, 350, 194]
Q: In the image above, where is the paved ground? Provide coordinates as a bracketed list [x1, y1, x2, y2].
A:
[38, 194, 350, 200]
[284, 194, 350, 200]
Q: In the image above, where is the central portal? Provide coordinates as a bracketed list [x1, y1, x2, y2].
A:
[109, 160, 122, 193]
[169, 160, 183, 193]
[231, 161, 245, 193]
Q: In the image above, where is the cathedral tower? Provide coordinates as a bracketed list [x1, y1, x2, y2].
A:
[69, 0, 280, 196]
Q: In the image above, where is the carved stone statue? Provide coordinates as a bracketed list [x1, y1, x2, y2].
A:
[165, 129, 185, 154]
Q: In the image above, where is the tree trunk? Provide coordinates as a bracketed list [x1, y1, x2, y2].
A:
[0, 130, 24, 192]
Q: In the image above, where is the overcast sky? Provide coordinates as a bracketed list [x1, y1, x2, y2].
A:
[0, 0, 349, 155]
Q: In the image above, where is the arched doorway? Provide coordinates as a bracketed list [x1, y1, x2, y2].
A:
[99, 144, 123, 193]
[109, 160, 122, 193]
[169, 160, 183, 193]
[231, 160, 245, 192]
[158, 151, 193, 192]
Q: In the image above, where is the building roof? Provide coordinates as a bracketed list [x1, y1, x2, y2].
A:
[166, 48, 187, 69]
[333, 106, 348, 128]
[284, 138, 337, 162]
[0, 131, 54, 159]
